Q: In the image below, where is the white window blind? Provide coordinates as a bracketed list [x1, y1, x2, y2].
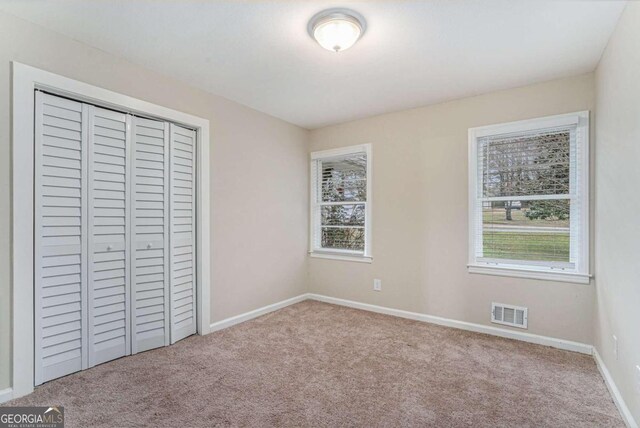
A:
[468, 112, 590, 283]
[310, 144, 372, 261]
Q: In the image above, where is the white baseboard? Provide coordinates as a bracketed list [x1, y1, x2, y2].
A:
[593, 348, 638, 428]
[209, 294, 308, 332]
[209, 293, 593, 355]
[0, 387, 13, 404]
[307, 293, 594, 355]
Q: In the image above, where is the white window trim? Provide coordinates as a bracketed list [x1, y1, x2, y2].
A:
[10, 62, 212, 399]
[309, 144, 372, 263]
[467, 111, 591, 284]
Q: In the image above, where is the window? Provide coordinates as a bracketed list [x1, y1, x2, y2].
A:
[310, 144, 372, 262]
[468, 112, 590, 283]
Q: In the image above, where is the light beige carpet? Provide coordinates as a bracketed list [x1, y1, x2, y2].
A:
[4, 300, 623, 427]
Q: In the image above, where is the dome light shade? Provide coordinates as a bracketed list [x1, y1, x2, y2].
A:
[308, 9, 366, 53]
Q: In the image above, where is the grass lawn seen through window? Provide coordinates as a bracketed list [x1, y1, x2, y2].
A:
[482, 207, 570, 262]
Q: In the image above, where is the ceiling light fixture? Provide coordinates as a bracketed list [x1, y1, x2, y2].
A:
[308, 8, 366, 53]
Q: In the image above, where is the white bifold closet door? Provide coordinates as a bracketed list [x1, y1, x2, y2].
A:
[35, 92, 197, 385]
[34, 92, 88, 385]
[131, 116, 170, 353]
[87, 106, 131, 366]
[169, 124, 197, 343]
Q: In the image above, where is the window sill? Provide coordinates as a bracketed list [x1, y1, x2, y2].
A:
[467, 264, 591, 284]
[309, 252, 373, 263]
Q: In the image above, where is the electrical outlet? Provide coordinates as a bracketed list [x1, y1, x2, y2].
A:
[613, 335, 618, 360]
[373, 279, 382, 291]
[635, 365, 640, 395]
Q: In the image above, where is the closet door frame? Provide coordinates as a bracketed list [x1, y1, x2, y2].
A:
[11, 62, 211, 400]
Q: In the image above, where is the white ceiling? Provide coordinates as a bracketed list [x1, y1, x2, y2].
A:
[0, 1, 626, 129]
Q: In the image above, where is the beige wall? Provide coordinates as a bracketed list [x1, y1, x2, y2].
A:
[309, 74, 596, 345]
[0, 12, 309, 390]
[594, 2, 640, 423]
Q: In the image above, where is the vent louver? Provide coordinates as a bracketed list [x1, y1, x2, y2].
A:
[491, 302, 528, 329]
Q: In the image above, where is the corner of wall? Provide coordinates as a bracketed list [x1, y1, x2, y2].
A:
[592, 1, 640, 425]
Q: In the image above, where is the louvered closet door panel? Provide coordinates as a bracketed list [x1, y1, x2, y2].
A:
[131, 116, 170, 353]
[170, 124, 196, 344]
[87, 106, 131, 366]
[35, 92, 88, 384]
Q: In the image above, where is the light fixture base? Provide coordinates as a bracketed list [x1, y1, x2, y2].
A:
[307, 8, 367, 52]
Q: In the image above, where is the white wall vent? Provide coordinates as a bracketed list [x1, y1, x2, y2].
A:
[491, 302, 528, 329]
